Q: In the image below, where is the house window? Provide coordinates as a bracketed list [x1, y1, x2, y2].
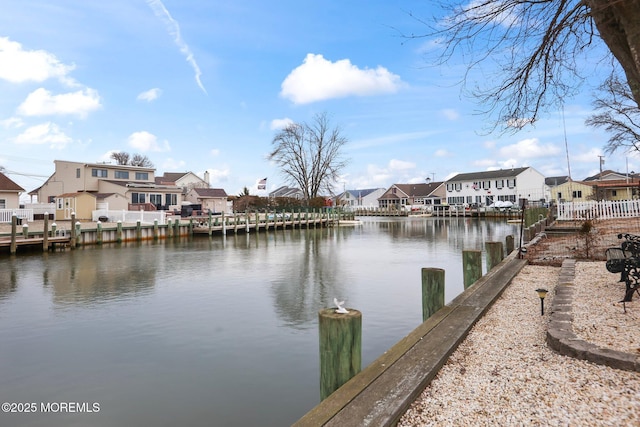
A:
[92, 168, 108, 177]
[482, 181, 491, 189]
[446, 183, 453, 192]
[507, 179, 516, 188]
[466, 196, 472, 203]
[56, 198, 63, 210]
[448, 196, 464, 204]
[572, 190, 582, 198]
[115, 171, 129, 179]
[557, 192, 562, 200]
[150, 194, 162, 206]
[135, 172, 149, 180]
[76, 168, 80, 178]
[48, 196, 56, 203]
[455, 183, 462, 191]
[496, 180, 504, 189]
[132, 193, 146, 204]
[612, 190, 617, 196]
[0, 199, 5, 209]
[166, 194, 177, 206]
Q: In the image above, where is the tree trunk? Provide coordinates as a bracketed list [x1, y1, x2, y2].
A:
[588, 0, 640, 107]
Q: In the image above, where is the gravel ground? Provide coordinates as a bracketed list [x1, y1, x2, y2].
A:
[398, 263, 639, 426]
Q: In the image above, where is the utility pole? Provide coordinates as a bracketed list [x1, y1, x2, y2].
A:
[598, 156, 605, 180]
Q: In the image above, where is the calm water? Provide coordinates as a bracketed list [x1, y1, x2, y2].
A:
[0, 217, 518, 427]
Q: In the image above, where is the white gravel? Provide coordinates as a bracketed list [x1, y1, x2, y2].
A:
[398, 263, 640, 426]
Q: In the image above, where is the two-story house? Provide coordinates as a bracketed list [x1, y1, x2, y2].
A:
[445, 167, 546, 207]
[32, 160, 183, 219]
[334, 188, 386, 208]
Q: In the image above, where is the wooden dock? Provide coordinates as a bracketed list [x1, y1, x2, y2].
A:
[0, 235, 71, 251]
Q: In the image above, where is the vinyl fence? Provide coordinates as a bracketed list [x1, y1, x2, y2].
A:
[92, 209, 167, 225]
[0, 209, 34, 223]
[556, 199, 640, 220]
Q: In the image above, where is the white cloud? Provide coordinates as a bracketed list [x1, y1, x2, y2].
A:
[280, 54, 403, 104]
[0, 37, 75, 84]
[161, 157, 186, 170]
[0, 117, 24, 129]
[440, 109, 460, 121]
[388, 159, 416, 172]
[13, 122, 72, 149]
[18, 88, 101, 118]
[571, 147, 603, 163]
[498, 138, 560, 159]
[128, 131, 170, 152]
[434, 149, 451, 157]
[137, 88, 162, 102]
[146, 0, 207, 94]
[205, 167, 230, 183]
[210, 149, 220, 156]
[270, 117, 294, 130]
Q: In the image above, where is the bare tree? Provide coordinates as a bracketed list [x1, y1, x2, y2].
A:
[268, 112, 349, 200]
[407, 1, 640, 132]
[111, 152, 130, 165]
[586, 73, 640, 154]
[130, 154, 154, 168]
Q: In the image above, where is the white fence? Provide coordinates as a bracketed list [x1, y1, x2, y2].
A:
[92, 209, 167, 225]
[23, 203, 55, 215]
[556, 200, 640, 220]
[0, 209, 34, 223]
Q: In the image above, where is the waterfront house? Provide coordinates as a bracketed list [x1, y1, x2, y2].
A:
[31, 160, 184, 215]
[269, 186, 304, 199]
[377, 182, 445, 210]
[334, 188, 386, 208]
[155, 171, 211, 194]
[549, 180, 594, 203]
[184, 187, 231, 214]
[0, 172, 25, 210]
[444, 167, 546, 207]
[582, 170, 639, 201]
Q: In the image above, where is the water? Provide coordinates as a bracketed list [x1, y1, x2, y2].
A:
[0, 217, 518, 427]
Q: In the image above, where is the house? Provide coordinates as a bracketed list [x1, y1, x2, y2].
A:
[55, 192, 98, 220]
[269, 186, 304, 199]
[444, 167, 546, 207]
[155, 171, 211, 194]
[590, 177, 640, 201]
[0, 172, 25, 210]
[377, 182, 445, 209]
[550, 180, 594, 203]
[334, 188, 386, 208]
[184, 188, 231, 213]
[31, 160, 183, 214]
[583, 170, 630, 182]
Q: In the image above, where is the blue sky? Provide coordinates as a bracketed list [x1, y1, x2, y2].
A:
[0, 0, 633, 198]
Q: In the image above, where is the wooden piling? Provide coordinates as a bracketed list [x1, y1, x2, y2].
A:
[75, 222, 81, 247]
[22, 223, 28, 239]
[97, 222, 103, 245]
[167, 219, 173, 238]
[117, 220, 123, 243]
[462, 249, 482, 289]
[43, 215, 49, 251]
[136, 220, 142, 241]
[485, 242, 504, 271]
[505, 235, 514, 255]
[70, 213, 77, 247]
[318, 307, 362, 401]
[10, 214, 17, 255]
[421, 268, 445, 322]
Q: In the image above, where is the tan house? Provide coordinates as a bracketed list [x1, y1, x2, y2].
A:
[32, 160, 183, 214]
[0, 172, 25, 209]
[184, 188, 230, 213]
[378, 182, 445, 209]
[550, 180, 594, 203]
[591, 178, 640, 201]
[156, 171, 211, 194]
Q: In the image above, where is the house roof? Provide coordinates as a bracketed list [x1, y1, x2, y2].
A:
[344, 188, 383, 198]
[394, 182, 443, 197]
[155, 172, 190, 184]
[448, 167, 529, 182]
[58, 192, 97, 198]
[545, 176, 570, 186]
[0, 172, 25, 192]
[192, 188, 228, 198]
[101, 180, 181, 191]
[583, 170, 629, 181]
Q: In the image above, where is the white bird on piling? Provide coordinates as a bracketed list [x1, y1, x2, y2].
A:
[334, 298, 349, 314]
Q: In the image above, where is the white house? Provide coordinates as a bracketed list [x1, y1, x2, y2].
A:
[334, 188, 386, 208]
[445, 167, 547, 207]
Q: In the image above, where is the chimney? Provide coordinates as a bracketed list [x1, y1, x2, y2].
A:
[204, 170, 210, 188]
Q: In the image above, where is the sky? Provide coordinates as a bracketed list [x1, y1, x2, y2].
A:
[0, 0, 635, 199]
